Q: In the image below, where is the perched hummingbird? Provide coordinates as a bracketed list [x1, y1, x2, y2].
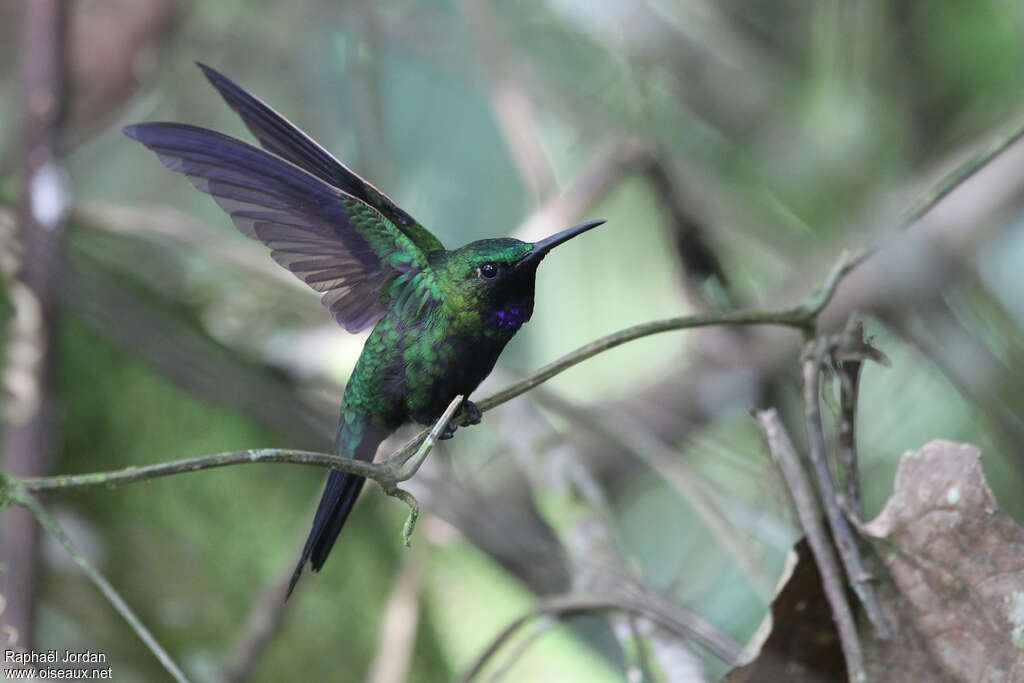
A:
[124, 64, 605, 596]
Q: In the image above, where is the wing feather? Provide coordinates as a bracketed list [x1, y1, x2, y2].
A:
[124, 122, 438, 332]
[196, 62, 445, 254]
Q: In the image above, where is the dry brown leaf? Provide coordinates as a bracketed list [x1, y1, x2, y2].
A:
[728, 439, 1022, 682]
[724, 539, 846, 683]
[864, 440, 1024, 682]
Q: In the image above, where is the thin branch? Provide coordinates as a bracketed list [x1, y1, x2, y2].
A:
[457, 593, 741, 683]
[829, 116, 1024, 296]
[389, 394, 462, 545]
[396, 395, 463, 481]
[478, 248, 862, 415]
[831, 320, 876, 517]
[10, 490, 190, 683]
[15, 396, 463, 544]
[484, 618, 556, 683]
[835, 359, 862, 513]
[753, 409, 866, 683]
[898, 118, 1024, 230]
[802, 341, 890, 640]
[0, 397, 460, 682]
[9, 249, 861, 498]
[18, 449, 383, 492]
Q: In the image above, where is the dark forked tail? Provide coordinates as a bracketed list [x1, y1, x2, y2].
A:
[287, 422, 389, 598]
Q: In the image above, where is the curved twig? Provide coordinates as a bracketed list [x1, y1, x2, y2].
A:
[899, 119, 1024, 230]
[754, 409, 865, 683]
[8, 250, 858, 500]
[457, 593, 742, 683]
[802, 341, 890, 640]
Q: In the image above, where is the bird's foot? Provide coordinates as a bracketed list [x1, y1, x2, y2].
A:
[439, 421, 458, 440]
[438, 400, 482, 440]
[461, 400, 482, 426]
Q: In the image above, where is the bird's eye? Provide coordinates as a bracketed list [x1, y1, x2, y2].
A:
[479, 263, 499, 279]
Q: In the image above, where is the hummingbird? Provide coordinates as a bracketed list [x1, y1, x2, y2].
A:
[124, 63, 605, 596]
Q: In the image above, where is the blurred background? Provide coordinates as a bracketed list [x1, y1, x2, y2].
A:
[3, 0, 1024, 681]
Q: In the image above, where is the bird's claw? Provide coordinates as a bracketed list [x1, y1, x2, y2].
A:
[438, 400, 482, 440]
[439, 421, 458, 440]
[461, 400, 482, 426]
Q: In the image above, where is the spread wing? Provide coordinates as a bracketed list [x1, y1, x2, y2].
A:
[124, 122, 440, 333]
[196, 62, 445, 254]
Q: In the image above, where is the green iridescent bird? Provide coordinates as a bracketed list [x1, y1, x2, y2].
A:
[124, 63, 605, 596]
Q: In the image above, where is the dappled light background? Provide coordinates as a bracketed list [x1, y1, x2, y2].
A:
[3, 1, 1024, 681]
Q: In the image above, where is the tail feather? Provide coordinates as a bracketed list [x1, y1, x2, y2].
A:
[287, 421, 388, 598]
[309, 471, 367, 570]
[287, 470, 366, 597]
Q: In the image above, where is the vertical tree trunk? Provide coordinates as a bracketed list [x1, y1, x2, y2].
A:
[2, 0, 67, 653]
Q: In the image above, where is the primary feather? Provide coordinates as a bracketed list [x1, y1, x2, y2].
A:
[196, 62, 445, 255]
[123, 122, 438, 332]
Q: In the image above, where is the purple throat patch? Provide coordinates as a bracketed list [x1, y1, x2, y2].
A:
[488, 305, 526, 330]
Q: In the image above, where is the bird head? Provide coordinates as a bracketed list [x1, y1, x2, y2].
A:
[431, 219, 605, 332]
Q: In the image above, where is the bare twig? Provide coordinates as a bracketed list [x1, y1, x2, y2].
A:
[0, 250, 857, 673]
[831, 320, 870, 516]
[480, 249, 861, 415]
[389, 394, 463, 545]
[14, 395, 463, 548]
[753, 409, 866, 683]
[801, 341, 890, 641]
[820, 116, 1024, 336]
[9, 249, 860, 498]
[898, 118, 1024, 231]
[11, 490, 190, 683]
[483, 619, 556, 683]
[819, 116, 1024, 292]
[0, 396, 461, 681]
[17, 449, 384, 491]
[457, 593, 742, 683]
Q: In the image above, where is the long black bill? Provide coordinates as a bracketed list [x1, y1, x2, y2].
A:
[518, 219, 606, 268]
